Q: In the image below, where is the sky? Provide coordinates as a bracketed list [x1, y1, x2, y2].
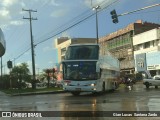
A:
[1, 0, 160, 74]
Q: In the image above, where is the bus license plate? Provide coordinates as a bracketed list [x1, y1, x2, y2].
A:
[75, 88, 81, 91]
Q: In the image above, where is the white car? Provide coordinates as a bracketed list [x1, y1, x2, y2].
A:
[56, 80, 63, 88]
[143, 75, 160, 88]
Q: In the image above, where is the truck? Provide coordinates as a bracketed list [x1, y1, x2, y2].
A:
[143, 75, 160, 89]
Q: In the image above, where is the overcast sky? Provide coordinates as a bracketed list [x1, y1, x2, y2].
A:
[1, 0, 160, 74]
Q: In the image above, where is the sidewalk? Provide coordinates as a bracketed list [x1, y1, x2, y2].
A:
[0, 89, 66, 96]
[0, 91, 8, 96]
[11, 90, 66, 96]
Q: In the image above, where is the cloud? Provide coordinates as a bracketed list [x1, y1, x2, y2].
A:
[0, 0, 26, 29]
[0, 0, 62, 29]
[51, 9, 69, 18]
[0, 8, 10, 17]
[10, 20, 24, 26]
[84, 0, 106, 7]
[1, 0, 18, 7]
[43, 46, 53, 52]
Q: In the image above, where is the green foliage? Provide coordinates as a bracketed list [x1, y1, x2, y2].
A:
[0, 62, 31, 90]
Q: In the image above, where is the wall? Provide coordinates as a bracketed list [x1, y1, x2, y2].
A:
[146, 51, 160, 71]
[133, 28, 160, 45]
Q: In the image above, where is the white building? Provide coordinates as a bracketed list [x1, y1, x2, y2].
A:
[133, 28, 160, 76]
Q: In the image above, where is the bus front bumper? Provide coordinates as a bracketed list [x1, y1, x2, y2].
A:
[63, 85, 98, 92]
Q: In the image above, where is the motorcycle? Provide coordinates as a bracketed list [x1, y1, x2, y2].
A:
[126, 78, 133, 90]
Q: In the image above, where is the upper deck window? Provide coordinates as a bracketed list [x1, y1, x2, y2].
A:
[65, 45, 99, 60]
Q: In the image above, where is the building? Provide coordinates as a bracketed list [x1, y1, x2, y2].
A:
[99, 20, 160, 74]
[133, 28, 160, 76]
[55, 37, 97, 63]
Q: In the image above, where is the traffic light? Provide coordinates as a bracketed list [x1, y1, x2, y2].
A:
[7, 60, 12, 69]
[110, 9, 118, 23]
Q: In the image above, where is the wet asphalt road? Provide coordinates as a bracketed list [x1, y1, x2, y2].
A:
[1, 82, 160, 120]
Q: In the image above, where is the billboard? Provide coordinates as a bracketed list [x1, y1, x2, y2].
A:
[135, 53, 147, 72]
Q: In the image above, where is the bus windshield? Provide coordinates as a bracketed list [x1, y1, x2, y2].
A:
[65, 45, 99, 60]
[63, 61, 98, 81]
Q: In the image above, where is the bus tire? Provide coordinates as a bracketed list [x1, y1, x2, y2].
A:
[102, 82, 105, 92]
[71, 92, 80, 96]
[155, 86, 158, 89]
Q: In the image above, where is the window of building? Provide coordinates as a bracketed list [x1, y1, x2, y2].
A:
[134, 45, 138, 51]
[157, 39, 160, 45]
[61, 47, 66, 55]
[144, 42, 150, 49]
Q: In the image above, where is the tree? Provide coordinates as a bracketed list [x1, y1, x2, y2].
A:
[10, 63, 31, 89]
[43, 68, 57, 88]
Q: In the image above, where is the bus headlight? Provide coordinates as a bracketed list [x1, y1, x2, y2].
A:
[91, 83, 96, 86]
[64, 83, 68, 86]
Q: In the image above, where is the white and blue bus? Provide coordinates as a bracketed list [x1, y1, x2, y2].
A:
[61, 44, 120, 95]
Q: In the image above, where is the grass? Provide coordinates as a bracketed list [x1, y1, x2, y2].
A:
[1, 87, 63, 95]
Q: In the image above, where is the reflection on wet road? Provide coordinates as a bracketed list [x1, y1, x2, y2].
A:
[1, 82, 160, 120]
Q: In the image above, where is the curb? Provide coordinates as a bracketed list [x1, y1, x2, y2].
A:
[10, 90, 66, 96]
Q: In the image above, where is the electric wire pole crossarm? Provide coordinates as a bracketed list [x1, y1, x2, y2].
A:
[22, 8, 37, 89]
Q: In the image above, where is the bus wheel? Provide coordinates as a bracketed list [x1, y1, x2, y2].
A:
[102, 82, 105, 92]
[71, 92, 80, 96]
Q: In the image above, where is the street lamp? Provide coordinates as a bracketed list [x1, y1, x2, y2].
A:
[93, 5, 100, 44]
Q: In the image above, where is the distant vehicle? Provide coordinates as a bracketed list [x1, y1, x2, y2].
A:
[0, 28, 6, 57]
[25, 82, 32, 88]
[56, 80, 63, 88]
[36, 83, 47, 89]
[61, 44, 120, 96]
[143, 75, 160, 88]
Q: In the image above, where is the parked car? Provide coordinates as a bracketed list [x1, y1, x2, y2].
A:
[143, 75, 160, 88]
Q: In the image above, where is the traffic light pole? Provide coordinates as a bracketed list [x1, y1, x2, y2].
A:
[93, 6, 100, 44]
[118, 3, 160, 17]
[110, 3, 160, 23]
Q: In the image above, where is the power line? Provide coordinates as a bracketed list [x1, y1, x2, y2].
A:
[9, 0, 119, 65]
[35, 0, 119, 45]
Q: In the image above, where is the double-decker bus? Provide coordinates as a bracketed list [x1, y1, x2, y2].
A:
[61, 44, 120, 95]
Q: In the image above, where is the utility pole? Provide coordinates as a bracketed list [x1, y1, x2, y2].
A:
[22, 9, 37, 89]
